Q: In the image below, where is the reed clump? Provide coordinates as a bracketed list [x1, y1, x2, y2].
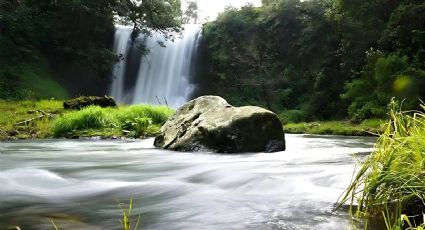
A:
[340, 99, 425, 229]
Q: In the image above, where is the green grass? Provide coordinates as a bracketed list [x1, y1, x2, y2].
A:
[0, 57, 68, 100]
[0, 99, 64, 139]
[285, 119, 385, 136]
[119, 198, 141, 230]
[0, 100, 174, 140]
[339, 100, 425, 229]
[53, 105, 174, 138]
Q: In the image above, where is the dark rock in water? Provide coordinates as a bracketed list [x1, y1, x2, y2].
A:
[63, 96, 117, 110]
[154, 96, 285, 153]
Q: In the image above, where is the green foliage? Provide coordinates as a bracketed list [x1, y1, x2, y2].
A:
[119, 198, 140, 230]
[340, 100, 425, 229]
[202, 0, 425, 122]
[285, 119, 384, 136]
[279, 110, 307, 124]
[53, 106, 113, 137]
[0, 61, 68, 100]
[0, 101, 173, 139]
[117, 0, 182, 40]
[183, 0, 199, 24]
[114, 105, 174, 125]
[344, 52, 425, 121]
[0, 99, 64, 139]
[53, 105, 174, 138]
[203, 0, 345, 118]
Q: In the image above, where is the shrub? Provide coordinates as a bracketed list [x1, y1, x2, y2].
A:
[279, 109, 307, 124]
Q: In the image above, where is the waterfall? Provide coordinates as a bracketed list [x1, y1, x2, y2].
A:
[110, 26, 132, 103]
[110, 25, 202, 108]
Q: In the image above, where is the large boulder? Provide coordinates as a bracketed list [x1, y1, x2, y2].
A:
[154, 96, 285, 153]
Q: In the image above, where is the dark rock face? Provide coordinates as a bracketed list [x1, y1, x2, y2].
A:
[154, 96, 285, 153]
[63, 96, 117, 110]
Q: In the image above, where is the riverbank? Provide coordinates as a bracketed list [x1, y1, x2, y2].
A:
[0, 100, 173, 140]
[1, 100, 388, 140]
[284, 119, 385, 136]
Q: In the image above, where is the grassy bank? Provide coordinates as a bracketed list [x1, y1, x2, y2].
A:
[0, 100, 64, 139]
[0, 100, 174, 140]
[284, 119, 385, 136]
[339, 101, 425, 229]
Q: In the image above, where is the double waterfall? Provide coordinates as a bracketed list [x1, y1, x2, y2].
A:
[110, 25, 202, 108]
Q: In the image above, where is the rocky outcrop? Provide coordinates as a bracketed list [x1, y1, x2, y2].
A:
[63, 96, 117, 110]
[154, 96, 285, 153]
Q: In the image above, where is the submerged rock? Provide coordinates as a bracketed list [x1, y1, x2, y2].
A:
[63, 96, 117, 110]
[154, 96, 285, 153]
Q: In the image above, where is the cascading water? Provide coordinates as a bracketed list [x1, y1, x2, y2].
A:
[110, 26, 132, 103]
[110, 25, 202, 108]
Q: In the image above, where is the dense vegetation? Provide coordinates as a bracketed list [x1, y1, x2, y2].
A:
[0, 0, 183, 99]
[340, 100, 425, 229]
[202, 0, 425, 122]
[0, 99, 174, 139]
[53, 104, 173, 138]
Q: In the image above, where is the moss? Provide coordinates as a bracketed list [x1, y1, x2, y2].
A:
[63, 96, 117, 110]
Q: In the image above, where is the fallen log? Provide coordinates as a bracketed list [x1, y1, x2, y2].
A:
[15, 114, 48, 126]
[63, 96, 117, 110]
[15, 110, 52, 126]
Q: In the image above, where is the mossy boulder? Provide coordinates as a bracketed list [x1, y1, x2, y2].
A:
[154, 96, 285, 153]
[63, 96, 117, 110]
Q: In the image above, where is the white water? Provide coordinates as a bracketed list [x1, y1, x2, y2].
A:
[0, 135, 377, 229]
[110, 26, 132, 102]
[110, 25, 202, 107]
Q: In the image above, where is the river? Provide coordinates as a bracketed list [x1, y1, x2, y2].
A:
[0, 134, 375, 230]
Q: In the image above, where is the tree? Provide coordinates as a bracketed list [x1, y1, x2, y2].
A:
[116, 0, 183, 40]
[183, 0, 199, 24]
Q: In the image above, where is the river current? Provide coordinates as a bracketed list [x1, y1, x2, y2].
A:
[0, 134, 375, 229]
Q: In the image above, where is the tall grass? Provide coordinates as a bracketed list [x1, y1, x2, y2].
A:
[53, 106, 113, 136]
[53, 105, 174, 138]
[339, 100, 425, 229]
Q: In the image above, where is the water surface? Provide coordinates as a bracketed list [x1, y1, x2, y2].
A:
[0, 134, 375, 229]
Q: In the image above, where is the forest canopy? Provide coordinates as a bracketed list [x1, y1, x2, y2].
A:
[202, 0, 425, 122]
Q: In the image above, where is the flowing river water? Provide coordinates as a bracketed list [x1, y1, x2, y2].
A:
[0, 134, 375, 230]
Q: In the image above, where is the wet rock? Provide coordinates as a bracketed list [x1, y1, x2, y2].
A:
[154, 96, 285, 153]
